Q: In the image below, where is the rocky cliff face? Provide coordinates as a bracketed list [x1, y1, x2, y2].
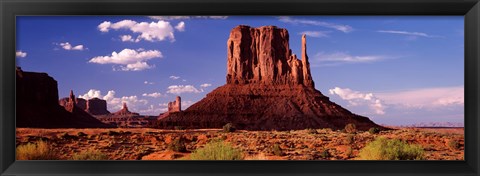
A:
[226, 25, 314, 87]
[16, 67, 112, 128]
[156, 25, 382, 131]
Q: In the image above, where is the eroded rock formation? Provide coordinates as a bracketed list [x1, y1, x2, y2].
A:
[156, 25, 383, 131]
[16, 67, 112, 128]
[112, 103, 140, 116]
[158, 96, 182, 120]
[226, 25, 314, 87]
[86, 98, 110, 115]
[168, 96, 181, 113]
[60, 97, 109, 115]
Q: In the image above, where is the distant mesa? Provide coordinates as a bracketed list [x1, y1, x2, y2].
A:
[158, 96, 181, 120]
[60, 94, 110, 116]
[156, 25, 383, 131]
[16, 67, 113, 128]
[112, 102, 140, 116]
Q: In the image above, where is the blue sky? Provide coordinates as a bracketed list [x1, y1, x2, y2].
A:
[16, 16, 464, 126]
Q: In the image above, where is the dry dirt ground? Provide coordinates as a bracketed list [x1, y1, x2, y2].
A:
[16, 127, 464, 160]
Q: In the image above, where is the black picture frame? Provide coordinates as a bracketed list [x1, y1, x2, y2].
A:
[1, 0, 479, 176]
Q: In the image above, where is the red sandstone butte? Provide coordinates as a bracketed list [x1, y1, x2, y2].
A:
[157, 25, 383, 131]
[16, 67, 112, 128]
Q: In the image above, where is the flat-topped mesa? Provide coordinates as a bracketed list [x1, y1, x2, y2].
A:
[226, 25, 314, 88]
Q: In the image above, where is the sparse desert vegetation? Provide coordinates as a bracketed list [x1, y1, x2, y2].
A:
[358, 137, 424, 160]
[190, 140, 243, 160]
[16, 127, 464, 160]
[16, 140, 58, 160]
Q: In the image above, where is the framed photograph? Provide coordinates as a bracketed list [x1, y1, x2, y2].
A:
[1, 0, 479, 175]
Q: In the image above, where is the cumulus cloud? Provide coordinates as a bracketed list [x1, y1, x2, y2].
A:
[98, 20, 176, 42]
[16, 50, 27, 58]
[148, 16, 228, 20]
[279, 16, 353, 33]
[167, 85, 202, 94]
[200, 83, 212, 88]
[89, 48, 162, 71]
[57, 42, 85, 51]
[299, 31, 331, 38]
[329, 87, 386, 115]
[169, 75, 180, 80]
[142, 92, 163, 98]
[120, 35, 136, 42]
[377, 30, 441, 38]
[78, 89, 148, 112]
[313, 52, 388, 66]
[175, 21, 185, 32]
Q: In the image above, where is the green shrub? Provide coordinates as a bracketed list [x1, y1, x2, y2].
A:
[174, 126, 185, 130]
[306, 128, 317, 134]
[358, 137, 424, 160]
[345, 146, 353, 158]
[447, 140, 460, 150]
[223, 123, 236, 133]
[368, 127, 380, 134]
[107, 130, 119, 136]
[320, 149, 330, 159]
[168, 137, 187, 152]
[77, 132, 87, 137]
[16, 140, 58, 160]
[345, 123, 357, 133]
[71, 149, 108, 160]
[345, 134, 355, 144]
[190, 140, 243, 160]
[272, 144, 284, 156]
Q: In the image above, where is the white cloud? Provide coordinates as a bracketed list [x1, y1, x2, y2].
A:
[148, 16, 228, 20]
[299, 31, 331, 38]
[375, 86, 464, 109]
[377, 30, 441, 38]
[120, 35, 136, 42]
[175, 21, 185, 32]
[16, 50, 27, 58]
[313, 52, 388, 66]
[98, 20, 176, 42]
[169, 75, 180, 80]
[167, 85, 202, 94]
[329, 87, 386, 115]
[182, 100, 194, 110]
[328, 86, 464, 116]
[58, 42, 85, 51]
[278, 16, 353, 33]
[79, 89, 148, 112]
[142, 92, 163, 98]
[98, 21, 111, 32]
[144, 81, 154, 85]
[200, 83, 212, 88]
[89, 48, 162, 71]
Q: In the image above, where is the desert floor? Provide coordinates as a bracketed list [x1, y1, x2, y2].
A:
[16, 127, 464, 160]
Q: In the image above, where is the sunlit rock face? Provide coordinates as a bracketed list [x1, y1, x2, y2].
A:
[157, 25, 382, 131]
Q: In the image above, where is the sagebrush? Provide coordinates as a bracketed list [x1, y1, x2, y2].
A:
[16, 140, 58, 160]
[358, 137, 424, 160]
[190, 140, 243, 160]
[71, 149, 109, 160]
